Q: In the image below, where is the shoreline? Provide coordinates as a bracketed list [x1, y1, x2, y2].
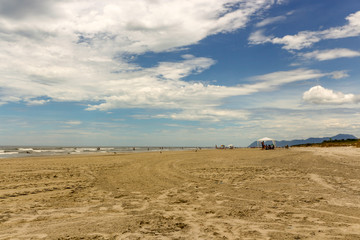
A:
[0, 146, 206, 159]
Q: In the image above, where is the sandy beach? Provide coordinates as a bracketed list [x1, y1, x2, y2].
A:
[1, 147, 360, 239]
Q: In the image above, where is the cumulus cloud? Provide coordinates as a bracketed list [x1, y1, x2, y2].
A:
[303, 85, 360, 104]
[0, 1, 275, 108]
[84, 67, 337, 113]
[250, 11, 360, 50]
[300, 48, 360, 61]
[0, 0, 344, 122]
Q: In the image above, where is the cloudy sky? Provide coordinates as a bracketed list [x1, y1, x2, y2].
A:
[0, 0, 359, 147]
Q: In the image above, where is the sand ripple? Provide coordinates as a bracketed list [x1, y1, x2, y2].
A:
[0, 149, 360, 239]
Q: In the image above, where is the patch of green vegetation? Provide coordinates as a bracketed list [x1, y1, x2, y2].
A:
[293, 139, 360, 148]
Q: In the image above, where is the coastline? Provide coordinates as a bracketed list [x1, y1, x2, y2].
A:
[0, 146, 204, 159]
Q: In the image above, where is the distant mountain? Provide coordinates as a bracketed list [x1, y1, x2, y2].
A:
[248, 134, 358, 148]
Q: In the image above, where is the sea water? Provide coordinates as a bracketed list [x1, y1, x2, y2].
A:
[0, 146, 204, 159]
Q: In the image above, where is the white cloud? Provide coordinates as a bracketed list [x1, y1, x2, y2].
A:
[247, 68, 328, 90]
[25, 99, 50, 106]
[256, 15, 286, 27]
[271, 31, 320, 50]
[248, 29, 272, 44]
[303, 85, 360, 105]
[84, 67, 336, 114]
[0, 0, 347, 122]
[156, 109, 250, 122]
[274, 0, 289, 4]
[0, 0, 275, 114]
[64, 121, 82, 125]
[301, 48, 360, 61]
[330, 71, 349, 79]
[250, 11, 360, 50]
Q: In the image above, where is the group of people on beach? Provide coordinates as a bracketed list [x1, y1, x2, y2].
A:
[261, 141, 275, 150]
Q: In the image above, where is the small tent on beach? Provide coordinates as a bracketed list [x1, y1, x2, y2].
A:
[257, 137, 276, 148]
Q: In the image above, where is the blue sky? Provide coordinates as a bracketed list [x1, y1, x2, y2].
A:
[0, 0, 359, 147]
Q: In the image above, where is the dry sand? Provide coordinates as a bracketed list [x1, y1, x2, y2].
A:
[0, 147, 360, 239]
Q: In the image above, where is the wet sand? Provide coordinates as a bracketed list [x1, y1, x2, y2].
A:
[0, 147, 360, 239]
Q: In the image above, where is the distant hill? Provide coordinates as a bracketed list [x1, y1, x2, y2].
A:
[248, 134, 358, 148]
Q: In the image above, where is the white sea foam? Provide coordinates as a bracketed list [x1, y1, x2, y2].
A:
[100, 148, 114, 151]
[18, 148, 34, 152]
[33, 149, 66, 153]
[0, 146, 201, 158]
[76, 148, 98, 152]
[0, 151, 18, 155]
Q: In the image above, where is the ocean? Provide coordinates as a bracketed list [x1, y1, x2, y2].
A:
[0, 146, 206, 159]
